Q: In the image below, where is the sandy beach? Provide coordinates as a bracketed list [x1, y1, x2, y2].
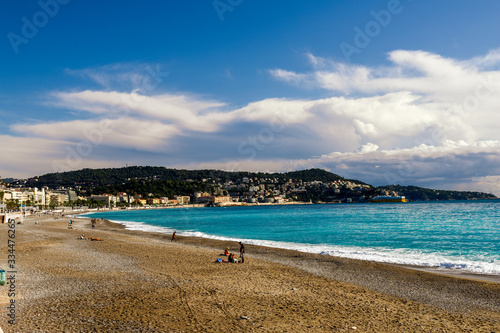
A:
[0, 213, 499, 332]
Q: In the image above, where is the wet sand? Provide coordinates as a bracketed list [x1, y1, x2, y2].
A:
[0, 214, 499, 332]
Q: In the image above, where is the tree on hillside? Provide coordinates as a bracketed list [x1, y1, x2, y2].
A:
[6, 199, 19, 211]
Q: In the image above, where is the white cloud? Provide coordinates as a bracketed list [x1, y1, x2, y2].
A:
[271, 50, 500, 117]
[232, 98, 315, 124]
[65, 62, 169, 93]
[355, 142, 379, 153]
[0, 135, 118, 178]
[13, 118, 180, 151]
[51, 90, 228, 132]
[463, 48, 500, 69]
[268, 69, 309, 86]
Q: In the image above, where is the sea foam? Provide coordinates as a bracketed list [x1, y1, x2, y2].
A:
[104, 218, 500, 275]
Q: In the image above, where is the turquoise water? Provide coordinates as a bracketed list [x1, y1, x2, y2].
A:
[84, 200, 500, 275]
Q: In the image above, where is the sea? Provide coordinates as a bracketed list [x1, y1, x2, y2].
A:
[83, 200, 500, 276]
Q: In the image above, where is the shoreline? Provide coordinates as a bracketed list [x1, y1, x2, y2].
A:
[394, 263, 500, 284]
[1, 213, 499, 331]
[95, 217, 500, 309]
[79, 210, 500, 284]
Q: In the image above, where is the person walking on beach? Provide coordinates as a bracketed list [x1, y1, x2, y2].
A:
[171, 231, 177, 242]
[239, 242, 245, 263]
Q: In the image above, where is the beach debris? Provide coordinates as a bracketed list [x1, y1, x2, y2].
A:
[351, 326, 357, 330]
[292, 287, 298, 291]
[240, 316, 250, 320]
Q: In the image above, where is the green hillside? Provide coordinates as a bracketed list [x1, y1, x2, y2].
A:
[27, 167, 361, 188]
[378, 185, 496, 201]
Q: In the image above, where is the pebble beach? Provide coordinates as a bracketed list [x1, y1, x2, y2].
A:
[0, 213, 499, 332]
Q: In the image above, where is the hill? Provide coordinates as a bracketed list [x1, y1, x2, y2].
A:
[15, 167, 496, 202]
[26, 167, 363, 189]
[378, 185, 496, 201]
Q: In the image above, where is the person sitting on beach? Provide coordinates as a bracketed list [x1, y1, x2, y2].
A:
[228, 253, 235, 263]
[224, 248, 230, 256]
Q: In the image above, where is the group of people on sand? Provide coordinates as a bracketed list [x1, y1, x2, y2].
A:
[219, 242, 245, 263]
[169, 231, 246, 263]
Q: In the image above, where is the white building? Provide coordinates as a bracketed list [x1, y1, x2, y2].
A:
[89, 195, 117, 206]
[175, 196, 191, 205]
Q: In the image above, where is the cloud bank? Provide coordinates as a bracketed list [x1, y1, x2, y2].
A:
[4, 50, 500, 195]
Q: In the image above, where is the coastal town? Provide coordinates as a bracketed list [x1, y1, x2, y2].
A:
[0, 173, 375, 215]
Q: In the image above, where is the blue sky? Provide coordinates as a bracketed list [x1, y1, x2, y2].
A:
[1, 0, 500, 195]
